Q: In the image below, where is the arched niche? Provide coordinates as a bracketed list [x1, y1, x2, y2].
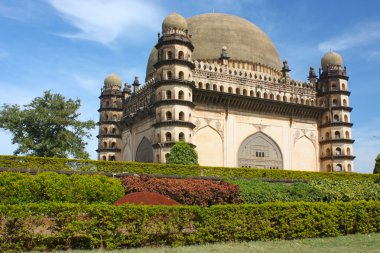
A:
[292, 136, 317, 171]
[194, 126, 223, 166]
[237, 132, 283, 169]
[135, 137, 153, 163]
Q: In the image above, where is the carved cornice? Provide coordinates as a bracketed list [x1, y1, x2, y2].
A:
[319, 139, 355, 145]
[317, 90, 351, 96]
[152, 141, 196, 149]
[154, 59, 195, 69]
[331, 106, 353, 112]
[98, 107, 123, 112]
[319, 122, 353, 128]
[96, 148, 121, 153]
[152, 121, 196, 129]
[122, 106, 155, 127]
[154, 99, 196, 108]
[155, 34, 194, 50]
[193, 89, 326, 120]
[320, 155, 355, 161]
[153, 79, 195, 89]
[97, 134, 122, 139]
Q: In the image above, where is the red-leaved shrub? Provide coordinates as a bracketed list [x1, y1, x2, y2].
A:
[121, 176, 240, 206]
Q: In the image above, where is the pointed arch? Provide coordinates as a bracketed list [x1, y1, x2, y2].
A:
[135, 137, 153, 163]
[237, 132, 283, 169]
[292, 136, 317, 171]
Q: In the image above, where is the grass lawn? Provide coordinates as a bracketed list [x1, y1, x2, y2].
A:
[58, 233, 380, 253]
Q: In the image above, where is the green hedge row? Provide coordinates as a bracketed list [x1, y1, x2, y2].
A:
[1, 201, 379, 251]
[0, 155, 377, 181]
[0, 172, 124, 204]
[230, 179, 380, 204]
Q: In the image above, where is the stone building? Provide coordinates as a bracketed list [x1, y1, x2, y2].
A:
[97, 13, 354, 172]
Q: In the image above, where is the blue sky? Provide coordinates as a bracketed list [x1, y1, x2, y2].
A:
[0, 0, 379, 173]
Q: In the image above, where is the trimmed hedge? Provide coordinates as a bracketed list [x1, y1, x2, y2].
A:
[310, 178, 380, 202]
[230, 179, 325, 204]
[0, 155, 377, 181]
[122, 175, 240, 206]
[0, 172, 124, 204]
[0, 201, 379, 251]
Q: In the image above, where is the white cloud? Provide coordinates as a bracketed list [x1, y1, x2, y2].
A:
[318, 21, 380, 52]
[352, 117, 380, 173]
[46, 0, 163, 45]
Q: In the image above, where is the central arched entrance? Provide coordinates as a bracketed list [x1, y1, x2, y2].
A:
[237, 132, 283, 169]
[135, 137, 153, 163]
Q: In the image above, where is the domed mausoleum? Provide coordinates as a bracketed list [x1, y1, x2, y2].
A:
[97, 13, 354, 172]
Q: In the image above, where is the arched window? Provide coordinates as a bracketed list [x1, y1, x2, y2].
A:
[103, 127, 107, 134]
[257, 91, 261, 98]
[198, 82, 203, 89]
[325, 115, 329, 123]
[345, 131, 350, 139]
[342, 83, 346, 90]
[105, 101, 110, 107]
[236, 88, 240, 94]
[105, 114, 109, 120]
[165, 153, 170, 162]
[332, 99, 338, 106]
[333, 115, 339, 122]
[344, 115, 348, 122]
[331, 83, 338, 91]
[290, 97, 293, 103]
[166, 111, 172, 120]
[336, 164, 342, 172]
[270, 94, 274, 100]
[220, 86, 224, 92]
[326, 148, 331, 156]
[213, 84, 217, 91]
[110, 155, 116, 161]
[326, 132, 330, 139]
[347, 164, 352, 171]
[167, 71, 172, 80]
[335, 131, 341, 139]
[179, 71, 184, 80]
[178, 90, 184, 100]
[327, 164, 332, 172]
[112, 114, 117, 120]
[301, 98, 304, 104]
[102, 155, 107, 161]
[264, 93, 268, 99]
[103, 142, 107, 148]
[250, 90, 254, 96]
[347, 147, 351, 155]
[112, 128, 116, 134]
[335, 147, 341, 155]
[228, 87, 233, 93]
[166, 90, 172, 99]
[206, 83, 210, 90]
[178, 51, 184, 59]
[243, 89, 247, 96]
[277, 95, 281, 101]
[111, 142, 116, 148]
[283, 96, 287, 102]
[167, 51, 172, 60]
[179, 111, 184, 121]
[179, 132, 185, 141]
[343, 99, 347, 106]
[165, 132, 172, 142]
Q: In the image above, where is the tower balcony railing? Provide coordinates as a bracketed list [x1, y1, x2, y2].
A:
[319, 138, 355, 145]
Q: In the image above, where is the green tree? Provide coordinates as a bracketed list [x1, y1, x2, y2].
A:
[166, 141, 198, 165]
[0, 90, 95, 159]
[374, 154, 380, 174]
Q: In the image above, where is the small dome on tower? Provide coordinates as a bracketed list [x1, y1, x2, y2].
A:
[104, 73, 122, 89]
[162, 13, 188, 32]
[321, 51, 343, 71]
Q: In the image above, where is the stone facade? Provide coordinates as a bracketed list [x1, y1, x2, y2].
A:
[97, 13, 355, 172]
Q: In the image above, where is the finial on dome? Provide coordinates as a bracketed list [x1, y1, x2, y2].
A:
[162, 12, 188, 33]
[321, 51, 343, 71]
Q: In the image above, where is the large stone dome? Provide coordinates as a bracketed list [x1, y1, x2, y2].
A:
[146, 13, 281, 79]
[321, 51, 343, 71]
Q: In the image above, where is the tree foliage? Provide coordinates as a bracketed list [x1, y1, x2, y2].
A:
[0, 90, 95, 159]
[166, 142, 198, 165]
[374, 154, 380, 174]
